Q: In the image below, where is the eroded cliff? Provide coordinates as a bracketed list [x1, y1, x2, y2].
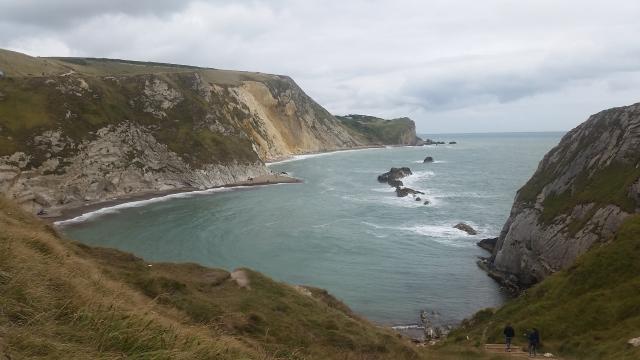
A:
[486, 102, 640, 289]
[0, 50, 425, 215]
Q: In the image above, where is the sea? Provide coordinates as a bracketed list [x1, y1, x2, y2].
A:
[60, 132, 563, 328]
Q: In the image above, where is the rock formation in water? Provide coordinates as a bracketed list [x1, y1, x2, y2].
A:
[0, 49, 421, 215]
[377, 167, 413, 184]
[454, 222, 477, 235]
[484, 102, 640, 290]
[395, 187, 424, 198]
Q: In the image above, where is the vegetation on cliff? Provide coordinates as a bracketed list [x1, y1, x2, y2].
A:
[0, 49, 425, 215]
[515, 104, 640, 222]
[336, 114, 423, 145]
[487, 102, 640, 288]
[452, 215, 640, 359]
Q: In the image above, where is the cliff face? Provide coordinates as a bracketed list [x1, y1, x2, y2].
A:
[0, 50, 402, 215]
[488, 102, 640, 289]
[336, 114, 424, 145]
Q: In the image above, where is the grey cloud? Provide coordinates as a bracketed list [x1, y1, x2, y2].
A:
[0, 0, 190, 28]
[1, 0, 639, 132]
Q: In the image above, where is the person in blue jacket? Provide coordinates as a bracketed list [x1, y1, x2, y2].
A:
[527, 328, 540, 357]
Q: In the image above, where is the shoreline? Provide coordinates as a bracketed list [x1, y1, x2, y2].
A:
[51, 144, 424, 225]
[264, 144, 429, 165]
[50, 144, 402, 225]
[265, 145, 384, 165]
[50, 174, 301, 225]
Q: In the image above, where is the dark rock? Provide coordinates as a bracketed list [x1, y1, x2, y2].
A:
[396, 187, 425, 198]
[476, 259, 522, 295]
[378, 167, 412, 185]
[423, 156, 434, 163]
[477, 237, 498, 253]
[449, 141, 457, 144]
[415, 197, 421, 201]
[423, 139, 445, 145]
[388, 179, 403, 188]
[423, 200, 430, 205]
[454, 222, 477, 235]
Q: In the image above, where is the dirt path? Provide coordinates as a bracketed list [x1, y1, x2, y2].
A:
[484, 344, 560, 359]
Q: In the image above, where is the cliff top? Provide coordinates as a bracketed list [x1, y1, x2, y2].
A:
[0, 48, 281, 85]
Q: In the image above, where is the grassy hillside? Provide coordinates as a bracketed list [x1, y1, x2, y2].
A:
[0, 51, 266, 166]
[336, 114, 421, 145]
[0, 196, 430, 359]
[448, 215, 640, 359]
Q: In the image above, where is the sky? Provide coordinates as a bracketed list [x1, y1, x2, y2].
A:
[1, 0, 639, 133]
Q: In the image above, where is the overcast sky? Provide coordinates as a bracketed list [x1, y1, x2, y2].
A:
[1, 0, 639, 133]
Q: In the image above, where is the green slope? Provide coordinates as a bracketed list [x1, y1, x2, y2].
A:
[448, 215, 640, 359]
[0, 196, 427, 360]
[336, 114, 422, 145]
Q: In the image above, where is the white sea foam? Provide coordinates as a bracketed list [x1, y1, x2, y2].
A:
[54, 184, 287, 226]
[266, 152, 335, 165]
[402, 170, 435, 188]
[266, 147, 381, 165]
[370, 186, 395, 193]
[361, 221, 487, 248]
[392, 324, 424, 330]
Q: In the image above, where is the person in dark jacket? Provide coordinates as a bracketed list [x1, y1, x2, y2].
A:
[503, 323, 515, 352]
[528, 328, 540, 357]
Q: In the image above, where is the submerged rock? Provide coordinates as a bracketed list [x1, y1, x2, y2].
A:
[415, 197, 421, 201]
[396, 187, 425, 198]
[423, 156, 434, 163]
[423, 200, 430, 205]
[454, 222, 478, 235]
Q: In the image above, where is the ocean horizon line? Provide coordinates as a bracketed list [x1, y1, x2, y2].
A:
[418, 130, 567, 136]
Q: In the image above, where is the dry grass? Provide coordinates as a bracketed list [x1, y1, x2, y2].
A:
[0, 197, 433, 359]
[0, 196, 548, 359]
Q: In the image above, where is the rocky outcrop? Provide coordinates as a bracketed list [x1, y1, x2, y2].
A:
[423, 156, 434, 163]
[477, 237, 498, 253]
[454, 223, 477, 235]
[378, 167, 412, 185]
[423, 139, 446, 145]
[0, 122, 270, 215]
[0, 51, 402, 215]
[485, 102, 640, 290]
[395, 187, 424, 198]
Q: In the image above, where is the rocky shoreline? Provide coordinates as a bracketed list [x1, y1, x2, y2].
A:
[50, 173, 301, 224]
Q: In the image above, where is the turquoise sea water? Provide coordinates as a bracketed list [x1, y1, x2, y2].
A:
[62, 132, 563, 326]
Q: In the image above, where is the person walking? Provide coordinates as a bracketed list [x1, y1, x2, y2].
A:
[503, 323, 515, 352]
[528, 328, 540, 357]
